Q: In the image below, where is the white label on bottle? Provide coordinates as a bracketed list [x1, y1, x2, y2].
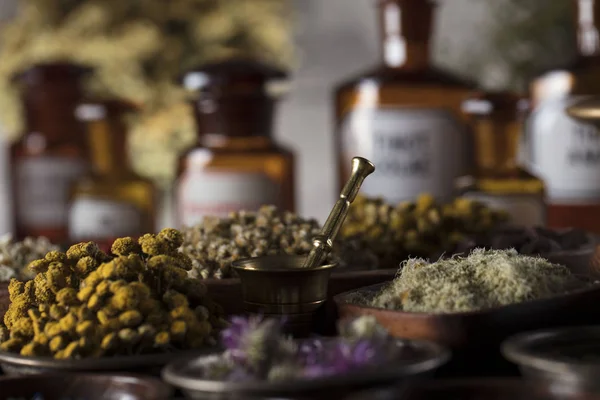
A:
[16, 156, 87, 229]
[463, 192, 546, 228]
[527, 96, 600, 204]
[68, 198, 144, 241]
[341, 107, 466, 204]
[176, 171, 280, 227]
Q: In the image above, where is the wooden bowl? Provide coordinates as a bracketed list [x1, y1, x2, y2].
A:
[0, 373, 171, 400]
[334, 282, 600, 377]
[345, 379, 600, 400]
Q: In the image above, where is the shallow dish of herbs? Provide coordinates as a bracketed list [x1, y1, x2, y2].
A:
[162, 315, 450, 399]
[334, 249, 600, 376]
[502, 325, 600, 391]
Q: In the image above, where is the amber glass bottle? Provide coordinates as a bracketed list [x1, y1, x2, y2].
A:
[524, 0, 600, 233]
[10, 63, 89, 244]
[175, 60, 295, 228]
[459, 93, 546, 227]
[68, 101, 155, 246]
[334, 0, 477, 204]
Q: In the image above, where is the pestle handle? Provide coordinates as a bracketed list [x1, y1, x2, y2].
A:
[302, 157, 375, 269]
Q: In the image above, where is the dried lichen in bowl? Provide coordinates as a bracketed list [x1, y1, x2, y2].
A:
[367, 249, 594, 314]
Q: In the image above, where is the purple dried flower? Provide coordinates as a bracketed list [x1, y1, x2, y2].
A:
[220, 315, 285, 376]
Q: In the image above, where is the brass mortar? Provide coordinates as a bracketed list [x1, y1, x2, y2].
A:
[232, 255, 337, 337]
[232, 156, 375, 337]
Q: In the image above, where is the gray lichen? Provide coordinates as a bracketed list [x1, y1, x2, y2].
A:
[370, 249, 588, 313]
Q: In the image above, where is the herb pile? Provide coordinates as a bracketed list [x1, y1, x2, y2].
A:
[340, 195, 510, 269]
[204, 315, 407, 382]
[370, 249, 589, 314]
[0, 229, 226, 359]
[180, 205, 377, 279]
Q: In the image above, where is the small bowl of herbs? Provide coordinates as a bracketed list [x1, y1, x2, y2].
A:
[162, 315, 450, 399]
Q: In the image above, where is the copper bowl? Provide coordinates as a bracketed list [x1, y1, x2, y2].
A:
[0, 373, 171, 400]
[345, 378, 600, 400]
[503, 325, 600, 392]
[334, 281, 600, 377]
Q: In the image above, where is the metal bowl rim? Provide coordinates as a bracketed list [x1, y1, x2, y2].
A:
[0, 371, 172, 392]
[334, 277, 600, 319]
[501, 325, 600, 373]
[161, 338, 450, 395]
[0, 347, 219, 371]
[232, 255, 337, 273]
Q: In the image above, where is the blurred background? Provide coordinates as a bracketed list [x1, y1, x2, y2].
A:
[0, 0, 578, 240]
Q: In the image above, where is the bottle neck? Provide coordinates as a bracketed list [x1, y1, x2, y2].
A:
[472, 118, 521, 174]
[378, 0, 434, 70]
[576, 0, 600, 58]
[87, 119, 131, 177]
[191, 92, 277, 141]
[22, 80, 85, 143]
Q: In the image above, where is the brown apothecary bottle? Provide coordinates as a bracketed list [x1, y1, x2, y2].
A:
[334, 0, 477, 205]
[175, 60, 295, 228]
[10, 63, 90, 244]
[459, 93, 546, 227]
[68, 100, 156, 249]
[523, 0, 600, 233]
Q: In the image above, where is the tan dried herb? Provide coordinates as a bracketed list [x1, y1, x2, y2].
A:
[370, 249, 588, 314]
[181, 205, 330, 279]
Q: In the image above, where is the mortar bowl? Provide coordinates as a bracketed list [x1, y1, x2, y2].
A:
[232, 255, 337, 337]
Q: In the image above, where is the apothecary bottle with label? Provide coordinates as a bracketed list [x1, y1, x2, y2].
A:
[68, 101, 155, 247]
[523, 0, 600, 233]
[334, 0, 477, 204]
[459, 93, 546, 228]
[10, 63, 90, 244]
[175, 60, 295, 228]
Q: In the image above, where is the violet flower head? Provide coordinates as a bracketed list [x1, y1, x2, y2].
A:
[220, 315, 285, 374]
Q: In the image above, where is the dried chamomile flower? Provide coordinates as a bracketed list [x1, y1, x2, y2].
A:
[180, 205, 339, 279]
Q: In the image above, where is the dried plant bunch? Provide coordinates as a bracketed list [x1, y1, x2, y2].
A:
[0, 0, 295, 183]
[0, 229, 227, 359]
